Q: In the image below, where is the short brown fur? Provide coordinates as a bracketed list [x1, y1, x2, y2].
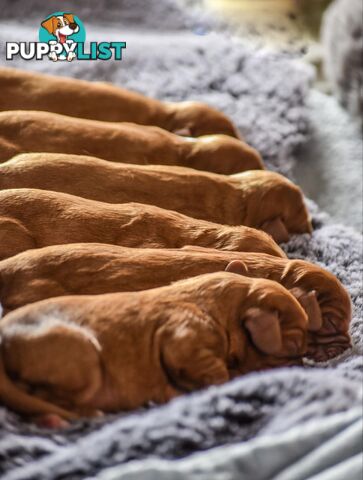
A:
[0, 272, 307, 419]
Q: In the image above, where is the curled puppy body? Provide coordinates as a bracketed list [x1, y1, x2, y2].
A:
[0, 272, 308, 420]
[0, 189, 285, 262]
[0, 245, 350, 362]
[0, 67, 240, 138]
[0, 154, 311, 242]
[0, 111, 261, 175]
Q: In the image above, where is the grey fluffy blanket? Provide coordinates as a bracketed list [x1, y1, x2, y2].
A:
[93, 408, 363, 480]
[0, 1, 362, 479]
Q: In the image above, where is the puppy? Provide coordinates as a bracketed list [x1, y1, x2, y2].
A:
[0, 189, 285, 262]
[0, 272, 308, 420]
[0, 111, 262, 175]
[1, 153, 311, 242]
[0, 244, 350, 362]
[0, 67, 240, 137]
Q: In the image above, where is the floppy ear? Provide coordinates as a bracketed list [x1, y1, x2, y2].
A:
[243, 308, 282, 354]
[41, 16, 57, 34]
[290, 288, 323, 332]
[261, 217, 289, 243]
[63, 13, 75, 24]
[225, 260, 249, 275]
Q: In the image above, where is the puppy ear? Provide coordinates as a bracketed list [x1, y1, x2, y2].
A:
[41, 16, 57, 34]
[243, 308, 282, 355]
[225, 260, 248, 275]
[63, 13, 75, 24]
[290, 288, 323, 332]
[261, 217, 290, 243]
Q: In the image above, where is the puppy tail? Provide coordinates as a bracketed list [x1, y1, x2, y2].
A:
[0, 339, 77, 420]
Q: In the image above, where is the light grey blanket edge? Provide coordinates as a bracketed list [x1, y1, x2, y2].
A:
[91, 408, 363, 480]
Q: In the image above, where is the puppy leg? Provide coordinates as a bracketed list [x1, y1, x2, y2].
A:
[2, 319, 103, 418]
[0, 217, 35, 260]
[161, 304, 229, 393]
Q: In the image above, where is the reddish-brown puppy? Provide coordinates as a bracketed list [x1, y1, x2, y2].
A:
[0, 67, 240, 138]
[224, 257, 351, 361]
[0, 111, 262, 175]
[0, 153, 312, 242]
[0, 189, 285, 262]
[0, 244, 350, 362]
[0, 272, 308, 420]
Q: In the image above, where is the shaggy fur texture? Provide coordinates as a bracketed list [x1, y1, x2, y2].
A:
[0, 153, 311, 242]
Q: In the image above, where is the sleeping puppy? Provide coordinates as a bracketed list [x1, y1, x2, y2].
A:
[0, 111, 262, 175]
[0, 244, 350, 362]
[0, 189, 285, 262]
[0, 272, 308, 420]
[0, 67, 240, 138]
[224, 257, 351, 362]
[0, 153, 311, 242]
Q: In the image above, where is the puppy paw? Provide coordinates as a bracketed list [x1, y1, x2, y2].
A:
[35, 413, 70, 429]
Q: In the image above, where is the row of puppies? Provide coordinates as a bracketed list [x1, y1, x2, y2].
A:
[0, 153, 311, 244]
[0, 110, 261, 175]
[0, 68, 351, 423]
[0, 67, 260, 176]
[0, 67, 241, 137]
[0, 246, 351, 422]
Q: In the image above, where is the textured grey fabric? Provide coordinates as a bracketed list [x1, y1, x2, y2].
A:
[0, 0, 200, 30]
[0, 2, 362, 479]
[90, 408, 363, 480]
[295, 89, 363, 231]
[322, 0, 363, 118]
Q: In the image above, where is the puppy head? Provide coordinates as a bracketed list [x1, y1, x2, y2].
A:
[230, 170, 312, 243]
[234, 226, 287, 258]
[185, 134, 264, 174]
[282, 260, 352, 362]
[219, 273, 308, 375]
[226, 259, 352, 362]
[169, 101, 241, 139]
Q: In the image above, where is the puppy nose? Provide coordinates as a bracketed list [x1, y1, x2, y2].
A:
[70, 23, 78, 30]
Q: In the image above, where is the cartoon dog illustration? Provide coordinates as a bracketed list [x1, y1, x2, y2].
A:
[41, 13, 79, 62]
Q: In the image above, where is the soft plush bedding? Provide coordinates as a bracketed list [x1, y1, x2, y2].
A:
[0, 1, 362, 479]
[93, 408, 363, 480]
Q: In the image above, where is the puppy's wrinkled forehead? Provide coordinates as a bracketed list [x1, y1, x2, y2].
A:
[56, 16, 67, 27]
